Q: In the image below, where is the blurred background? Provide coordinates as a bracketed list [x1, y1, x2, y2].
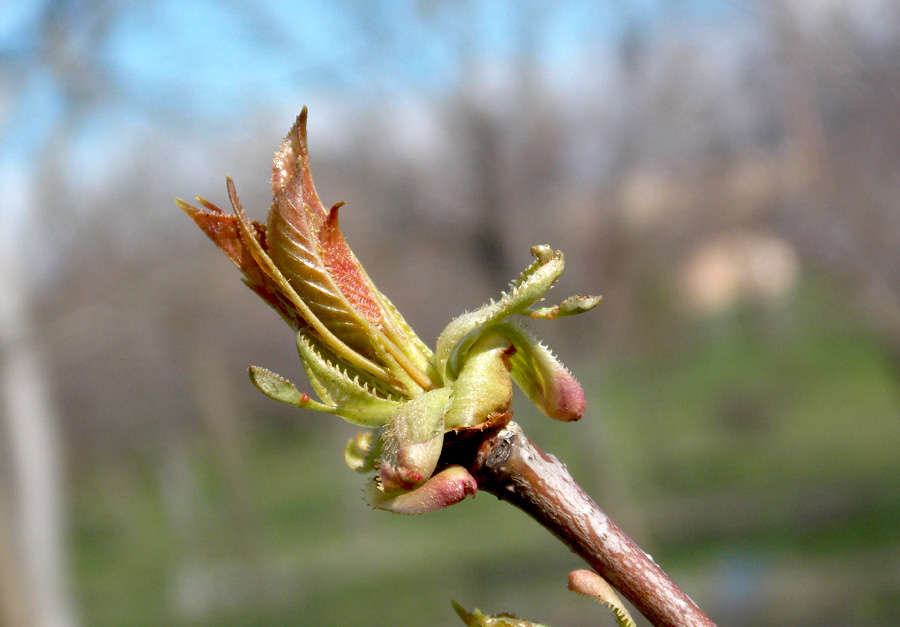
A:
[2, 0, 900, 625]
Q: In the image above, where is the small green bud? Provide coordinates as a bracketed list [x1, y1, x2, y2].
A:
[344, 431, 379, 473]
[443, 332, 515, 430]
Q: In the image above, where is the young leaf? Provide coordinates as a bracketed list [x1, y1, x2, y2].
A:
[436, 245, 565, 382]
[568, 570, 636, 627]
[294, 331, 401, 427]
[528, 294, 602, 320]
[267, 108, 435, 393]
[451, 601, 549, 626]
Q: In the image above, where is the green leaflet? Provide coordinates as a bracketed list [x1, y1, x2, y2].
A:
[249, 366, 329, 412]
[294, 330, 401, 427]
[451, 601, 549, 627]
[375, 292, 441, 386]
[436, 245, 565, 382]
[248, 362, 396, 428]
[528, 294, 602, 320]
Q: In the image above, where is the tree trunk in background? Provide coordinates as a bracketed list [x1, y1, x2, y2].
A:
[0, 243, 78, 627]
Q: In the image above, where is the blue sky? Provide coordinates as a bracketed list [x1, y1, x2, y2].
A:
[0, 0, 746, 246]
[2, 0, 743, 131]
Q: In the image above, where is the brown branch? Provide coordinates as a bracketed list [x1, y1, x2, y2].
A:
[464, 421, 717, 627]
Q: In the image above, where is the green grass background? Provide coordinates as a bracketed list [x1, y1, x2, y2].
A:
[71, 278, 900, 626]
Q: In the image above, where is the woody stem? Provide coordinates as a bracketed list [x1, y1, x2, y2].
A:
[468, 421, 717, 627]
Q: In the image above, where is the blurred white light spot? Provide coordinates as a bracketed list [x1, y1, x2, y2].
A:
[682, 233, 800, 313]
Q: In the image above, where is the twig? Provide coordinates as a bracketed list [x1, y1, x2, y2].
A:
[465, 421, 717, 627]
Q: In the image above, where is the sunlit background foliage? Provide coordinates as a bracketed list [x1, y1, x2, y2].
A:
[2, 1, 900, 625]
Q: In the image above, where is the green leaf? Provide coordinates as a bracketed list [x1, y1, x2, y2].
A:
[528, 294, 601, 320]
[248, 366, 334, 413]
[451, 601, 549, 626]
[436, 245, 565, 382]
[294, 331, 401, 427]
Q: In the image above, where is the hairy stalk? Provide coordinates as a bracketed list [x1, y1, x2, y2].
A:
[465, 422, 717, 627]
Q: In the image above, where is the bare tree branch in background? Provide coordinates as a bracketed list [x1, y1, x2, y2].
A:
[0, 3, 274, 624]
[766, 0, 900, 359]
[0, 2, 122, 624]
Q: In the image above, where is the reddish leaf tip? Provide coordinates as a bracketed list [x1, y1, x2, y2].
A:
[272, 106, 312, 196]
